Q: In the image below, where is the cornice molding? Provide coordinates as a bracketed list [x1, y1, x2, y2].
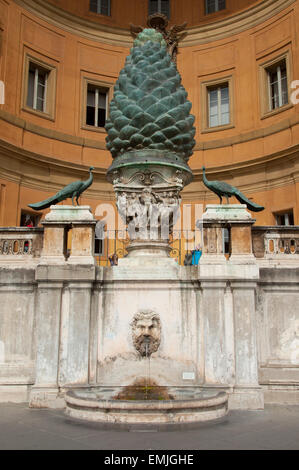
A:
[182, 168, 299, 201]
[13, 0, 133, 47]
[0, 109, 107, 150]
[0, 138, 115, 200]
[183, 0, 296, 46]
[183, 173, 298, 201]
[0, 137, 298, 200]
[1, 109, 299, 153]
[12, 0, 296, 47]
[0, 138, 108, 175]
[184, 146, 299, 199]
[192, 144, 299, 179]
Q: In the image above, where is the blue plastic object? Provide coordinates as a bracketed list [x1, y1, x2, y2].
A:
[192, 250, 202, 265]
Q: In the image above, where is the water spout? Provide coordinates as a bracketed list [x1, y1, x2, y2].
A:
[143, 336, 150, 400]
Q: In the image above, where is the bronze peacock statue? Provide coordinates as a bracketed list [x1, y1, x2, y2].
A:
[28, 166, 94, 210]
[202, 166, 264, 212]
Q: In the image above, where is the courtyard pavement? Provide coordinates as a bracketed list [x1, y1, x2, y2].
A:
[0, 403, 298, 450]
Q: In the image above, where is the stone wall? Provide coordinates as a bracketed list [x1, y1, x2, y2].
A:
[0, 212, 298, 409]
[0, 261, 298, 408]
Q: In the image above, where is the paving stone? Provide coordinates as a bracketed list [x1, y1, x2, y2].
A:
[0, 404, 298, 450]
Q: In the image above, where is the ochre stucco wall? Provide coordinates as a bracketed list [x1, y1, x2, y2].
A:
[0, 0, 298, 228]
[45, 0, 261, 29]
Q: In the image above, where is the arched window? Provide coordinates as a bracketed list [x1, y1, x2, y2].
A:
[149, 0, 170, 18]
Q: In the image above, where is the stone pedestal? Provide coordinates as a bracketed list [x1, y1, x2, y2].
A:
[40, 205, 96, 265]
[198, 204, 263, 409]
[29, 205, 96, 408]
[41, 225, 66, 264]
[200, 204, 254, 258]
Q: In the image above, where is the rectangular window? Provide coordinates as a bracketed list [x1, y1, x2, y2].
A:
[149, 0, 170, 18]
[23, 55, 56, 120]
[90, 0, 111, 16]
[259, 52, 292, 118]
[208, 83, 230, 128]
[205, 0, 226, 14]
[274, 210, 294, 226]
[267, 60, 288, 111]
[86, 84, 108, 128]
[27, 63, 48, 113]
[20, 210, 41, 227]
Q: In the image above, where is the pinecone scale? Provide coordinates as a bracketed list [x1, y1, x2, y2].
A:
[105, 28, 196, 164]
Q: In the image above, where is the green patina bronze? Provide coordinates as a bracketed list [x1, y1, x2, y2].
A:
[28, 166, 94, 210]
[202, 166, 264, 212]
[105, 28, 196, 176]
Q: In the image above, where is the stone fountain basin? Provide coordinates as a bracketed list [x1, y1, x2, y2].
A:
[65, 387, 228, 425]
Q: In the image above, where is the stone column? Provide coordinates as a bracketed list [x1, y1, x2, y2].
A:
[30, 205, 96, 408]
[29, 281, 65, 408]
[201, 280, 235, 387]
[230, 281, 264, 409]
[198, 204, 263, 409]
[58, 282, 93, 387]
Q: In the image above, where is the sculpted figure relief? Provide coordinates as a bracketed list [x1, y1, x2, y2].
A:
[115, 188, 181, 239]
[131, 311, 161, 357]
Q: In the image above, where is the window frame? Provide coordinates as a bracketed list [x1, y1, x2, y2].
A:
[86, 83, 108, 128]
[22, 54, 57, 121]
[148, 0, 170, 19]
[89, 0, 111, 16]
[205, 0, 226, 15]
[20, 210, 41, 228]
[259, 51, 293, 119]
[200, 75, 234, 133]
[81, 77, 113, 133]
[207, 83, 230, 128]
[267, 61, 288, 110]
[273, 209, 294, 226]
[27, 64, 48, 113]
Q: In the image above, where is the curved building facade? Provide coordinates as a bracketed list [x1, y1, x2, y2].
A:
[0, 0, 298, 231]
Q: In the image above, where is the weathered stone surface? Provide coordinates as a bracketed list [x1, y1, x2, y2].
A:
[201, 204, 253, 222]
[41, 205, 96, 265]
[0, 256, 298, 408]
[42, 226, 66, 262]
[65, 389, 228, 424]
[44, 205, 94, 222]
[0, 208, 298, 411]
[97, 262, 199, 387]
[231, 225, 252, 254]
[68, 224, 96, 265]
[0, 228, 43, 263]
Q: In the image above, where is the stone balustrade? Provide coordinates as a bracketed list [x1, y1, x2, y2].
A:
[252, 226, 299, 258]
[1, 225, 299, 264]
[0, 227, 44, 261]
